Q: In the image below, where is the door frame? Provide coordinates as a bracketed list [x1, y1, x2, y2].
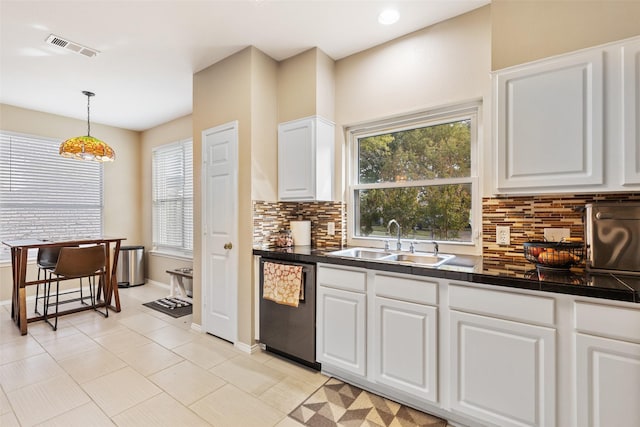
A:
[201, 120, 239, 343]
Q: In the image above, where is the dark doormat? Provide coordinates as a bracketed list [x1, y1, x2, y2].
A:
[143, 298, 192, 318]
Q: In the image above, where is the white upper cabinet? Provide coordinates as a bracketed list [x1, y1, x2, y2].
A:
[494, 36, 640, 194]
[494, 49, 604, 193]
[623, 39, 640, 185]
[278, 116, 334, 201]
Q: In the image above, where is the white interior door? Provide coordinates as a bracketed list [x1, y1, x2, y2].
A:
[202, 121, 238, 343]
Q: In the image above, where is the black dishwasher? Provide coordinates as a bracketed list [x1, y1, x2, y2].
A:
[259, 258, 319, 369]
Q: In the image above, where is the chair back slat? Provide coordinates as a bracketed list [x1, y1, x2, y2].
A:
[54, 245, 106, 278]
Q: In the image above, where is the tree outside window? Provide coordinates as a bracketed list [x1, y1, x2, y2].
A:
[350, 108, 476, 244]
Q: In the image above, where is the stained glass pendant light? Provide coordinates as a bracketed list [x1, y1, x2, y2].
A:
[59, 91, 115, 162]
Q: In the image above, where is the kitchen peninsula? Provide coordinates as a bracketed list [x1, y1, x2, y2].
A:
[255, 246, 640, 427]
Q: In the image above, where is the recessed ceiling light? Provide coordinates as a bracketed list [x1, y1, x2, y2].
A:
[378, 9, 399, 25]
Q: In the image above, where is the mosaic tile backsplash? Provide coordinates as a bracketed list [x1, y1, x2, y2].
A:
[482, 193, 640, 270]
[253, 200, 345, 248]
[254, 193, 639, 265]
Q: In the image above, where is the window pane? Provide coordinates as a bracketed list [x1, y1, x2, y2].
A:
[355, 184, 472, 242]
[0, 132, 103, 261]
[358, 119, 471, 184]
[152, 139, 193, 253]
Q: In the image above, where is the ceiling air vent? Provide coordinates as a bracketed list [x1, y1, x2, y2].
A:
[45, 34, 99, 58]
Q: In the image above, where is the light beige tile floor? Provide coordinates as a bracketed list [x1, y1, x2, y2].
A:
[0, 282, 325, 426]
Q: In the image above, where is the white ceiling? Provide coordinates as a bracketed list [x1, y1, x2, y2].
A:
[0, 0, 489, 132]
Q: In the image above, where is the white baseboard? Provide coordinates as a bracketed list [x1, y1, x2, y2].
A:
[145, 279, 170, 289]
[190, 323, 202, 333]
[235, 341, 260, 354]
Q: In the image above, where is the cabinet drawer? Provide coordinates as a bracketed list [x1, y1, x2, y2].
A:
[318, 264, 366, 293]
[449, 283, 555, 326]
[575, 301, 640, 343]
[375, 273, 438, 306]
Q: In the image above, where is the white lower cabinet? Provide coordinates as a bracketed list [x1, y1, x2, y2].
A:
[449, 310, 556, 427]
[574, 301, 640, 427]
[316, 265, 367, 376]
[373, 273, 439, 403]
[575, 334, 640, 427]
[317, 265, 440, 402]
[448, 284, 556, 427]
[316, 263, 640, 427]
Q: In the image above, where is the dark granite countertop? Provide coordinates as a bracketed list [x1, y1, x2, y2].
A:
[253, 246, 640, 303]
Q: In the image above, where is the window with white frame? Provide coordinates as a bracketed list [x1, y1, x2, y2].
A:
[347, 103, 479, 249]
[152, 139, 193, 256]
[0, 131, 103, 261]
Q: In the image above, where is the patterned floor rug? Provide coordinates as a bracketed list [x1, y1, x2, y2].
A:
[289, 378, 448, 427]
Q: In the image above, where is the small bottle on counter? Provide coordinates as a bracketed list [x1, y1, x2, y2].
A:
[276, 229, 293, 247]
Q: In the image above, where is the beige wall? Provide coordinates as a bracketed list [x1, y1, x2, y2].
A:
[492, 0, 640, 70]
[0, 103, 141, 301]
[335, 6, 492, 199]
[193, 47, 279, 345]
[277, 48, 336, 123]
[140, 114, 193, 284]
[251, 50, 279, 202]
[277, 49, 318, 122]
[315, 49, 336, 121]
[193, 47, 251, 332]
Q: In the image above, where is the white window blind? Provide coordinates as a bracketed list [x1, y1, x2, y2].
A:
[152, 139, 193, 255]
[0, 131, 103, 261]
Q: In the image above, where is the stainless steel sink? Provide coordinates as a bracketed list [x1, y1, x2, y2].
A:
[387, 252, 456, 267]
[327, 247, 455, 267]
[327, 248, 395, 260]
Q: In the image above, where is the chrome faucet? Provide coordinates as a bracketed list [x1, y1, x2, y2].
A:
[387, 219, 402, 251]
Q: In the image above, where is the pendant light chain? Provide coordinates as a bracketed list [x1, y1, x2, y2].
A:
[87, 94, 91, 137]
[83, 90, 95, 137]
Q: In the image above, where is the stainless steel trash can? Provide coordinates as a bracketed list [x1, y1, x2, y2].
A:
[116, 245, 145, 287]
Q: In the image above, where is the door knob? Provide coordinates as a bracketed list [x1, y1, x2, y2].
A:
[224, 242, 233, 250]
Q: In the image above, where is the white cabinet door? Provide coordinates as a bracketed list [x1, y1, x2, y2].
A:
[623, 39, 640, 185]
[494, 49, 604, 193]
[317, 285, 367, 376]
[278, 116, 334, 201]
[576, 333, 640, 427]
[374, 296, 438, 403]
[278, 118, 314, 200]
[450, 310, 556, 427]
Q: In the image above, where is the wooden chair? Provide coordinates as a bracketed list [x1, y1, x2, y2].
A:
[43, 244, 108, 330]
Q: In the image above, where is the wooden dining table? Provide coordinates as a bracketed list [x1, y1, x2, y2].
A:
[2, 237, 125, 335]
